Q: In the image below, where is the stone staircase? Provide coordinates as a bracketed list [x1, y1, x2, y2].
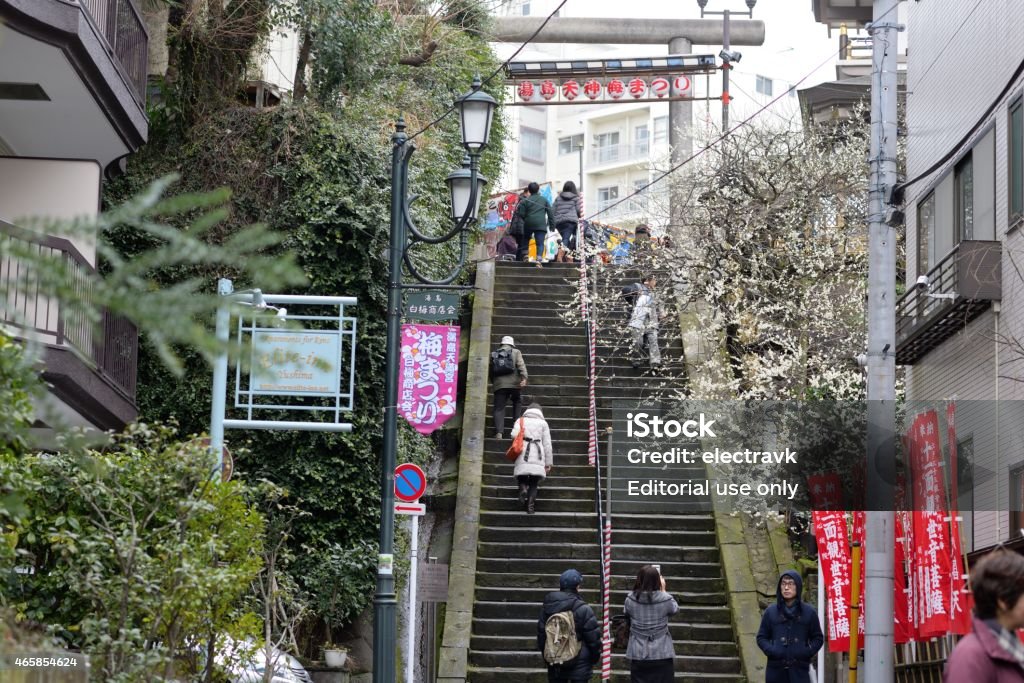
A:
[466, 260, 744, 682]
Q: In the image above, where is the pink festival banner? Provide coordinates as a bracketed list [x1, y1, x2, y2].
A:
[399, 324, 460, 435]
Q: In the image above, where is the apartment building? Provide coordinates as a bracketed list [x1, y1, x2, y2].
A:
[495, 0, 800, 229]
[0, 0, 149, 432]
[894, 0, 1024, 553]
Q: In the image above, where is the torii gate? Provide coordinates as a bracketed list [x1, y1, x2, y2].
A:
[493, 16, 765, 227]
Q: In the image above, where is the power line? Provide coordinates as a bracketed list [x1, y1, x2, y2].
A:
[910, 0, 985, 89]
[894, 33, 1024, 199]
[586, 2, 904, 223]
[406, 0, 569, 143]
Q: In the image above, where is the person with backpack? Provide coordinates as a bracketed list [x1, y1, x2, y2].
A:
[552, 180, 583, 260]
[537, 568, 600, 683]
[627, 274, 662, 370]
[513, 182, 556, 263]
[510, 402, 552, 514]
[756, 570, 823, 683]
[624, 565, 679, 682]
[490, 335, 527, 439]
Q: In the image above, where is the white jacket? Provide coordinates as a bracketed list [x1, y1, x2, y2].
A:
[510, 407, 553, 479]
[628, 285, 657, 331]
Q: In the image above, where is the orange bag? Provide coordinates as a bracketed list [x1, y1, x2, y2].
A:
[505, 417, 525, 461]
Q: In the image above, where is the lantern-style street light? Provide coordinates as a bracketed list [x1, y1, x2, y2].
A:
[372, 77, 495, 683]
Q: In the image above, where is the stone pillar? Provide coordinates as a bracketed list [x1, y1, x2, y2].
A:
[667, 36, 693, 238]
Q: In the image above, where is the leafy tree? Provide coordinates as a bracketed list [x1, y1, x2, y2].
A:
[671, 116, 871, 401]
[105, 0, 506, 655]
[0, 426, 265, 682]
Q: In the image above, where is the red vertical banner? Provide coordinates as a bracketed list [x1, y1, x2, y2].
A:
[809, 473, 853, 652]
[910, 410, 952, 639]
[894, 472, 914, 643]
[946, 402, 973, 635]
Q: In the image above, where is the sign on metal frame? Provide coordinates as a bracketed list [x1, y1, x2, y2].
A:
[226, 294, 358, 432]
[504, 53, 720, 106]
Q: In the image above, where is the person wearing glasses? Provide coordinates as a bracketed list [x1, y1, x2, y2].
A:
[756, 570, 823, 683]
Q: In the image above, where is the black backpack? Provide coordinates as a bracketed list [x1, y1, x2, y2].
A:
[491, 347, 515, 376]
[621, 282, 643, 303]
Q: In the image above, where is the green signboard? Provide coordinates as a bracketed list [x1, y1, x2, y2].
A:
[405, 292, 460, 321]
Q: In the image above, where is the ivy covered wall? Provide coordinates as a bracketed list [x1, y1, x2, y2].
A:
[105, 0, 506, 651]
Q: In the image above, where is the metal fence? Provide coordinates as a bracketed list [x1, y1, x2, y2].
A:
[1, 222, 138, 400]
[79, 0, 148, 103]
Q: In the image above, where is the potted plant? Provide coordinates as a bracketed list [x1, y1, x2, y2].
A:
[322, 643, 348, 668]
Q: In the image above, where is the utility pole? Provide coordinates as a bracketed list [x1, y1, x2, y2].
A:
[864, 0, 900, 680]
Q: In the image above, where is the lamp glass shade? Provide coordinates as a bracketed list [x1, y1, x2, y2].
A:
[456, 79, 497, 152]
[446, 163, 489, 222]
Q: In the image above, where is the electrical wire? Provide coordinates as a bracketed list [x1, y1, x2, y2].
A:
[910, 0, 985, 89]
[585, 2, 904, 223]
[893, 50, 1024, 201]
[405, 0, 570, 143]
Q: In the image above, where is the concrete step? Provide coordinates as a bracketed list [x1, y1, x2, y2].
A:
[476, 541, 720, 564]
[477, 511, 715, 531]
[467, 650, 742, 675]
[471, 581, 726, 603]
[468, 614, 736, 642]
[474, 556, 724, 578]
[469, 633, 737, 656]
[472, 600, 730, 623]
[467, 670, 745, 683]
[478, 496, 711, 514]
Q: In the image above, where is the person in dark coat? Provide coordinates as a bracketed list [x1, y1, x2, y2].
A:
[756, 570, 824, 683]
[552, 180, 583, 258]
[944, 549, 1024, 683]
[514, 182, 556, 262]
[537, 569, 600, 683]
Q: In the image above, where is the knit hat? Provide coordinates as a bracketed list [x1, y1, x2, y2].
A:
[500, 336, 515, 346]
[559, 568, 583, 590]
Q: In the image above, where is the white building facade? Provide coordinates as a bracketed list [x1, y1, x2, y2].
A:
[494, 0, 801, 230]
[899, 0, 1024, 552]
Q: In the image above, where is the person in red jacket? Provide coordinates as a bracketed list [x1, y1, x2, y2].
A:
[945, 549, 1024, 682]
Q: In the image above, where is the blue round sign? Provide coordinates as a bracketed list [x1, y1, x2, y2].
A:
[394, 463, 426, 502]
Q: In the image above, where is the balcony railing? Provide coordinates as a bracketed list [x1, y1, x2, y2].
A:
[589, 141, 651, 166]
[895, 240, 1001, 365]
[0, 222, 138, 400]
[80, 0, 148, 103]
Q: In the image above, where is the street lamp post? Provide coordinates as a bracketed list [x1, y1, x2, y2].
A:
[698, 0, 756, 132]
[373, 76, 495, 683]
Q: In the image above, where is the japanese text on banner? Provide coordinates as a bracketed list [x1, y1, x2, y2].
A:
[399, 324, 460, 435]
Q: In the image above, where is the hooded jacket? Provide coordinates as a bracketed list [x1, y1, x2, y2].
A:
[756, 570, 824, 683]
[553, 191, 583, 226]
[944, 617, 1024, 682]
[537, 590, 600, 679]
[510, 407, 553, 479]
